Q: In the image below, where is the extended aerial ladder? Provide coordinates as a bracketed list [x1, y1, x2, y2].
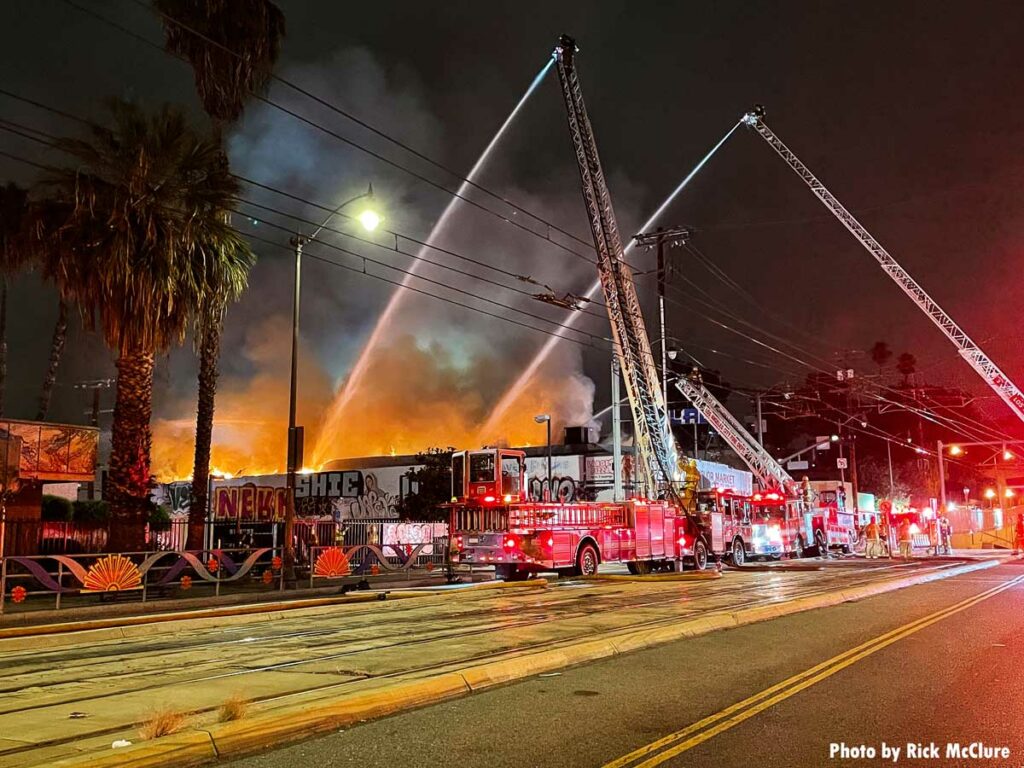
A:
[674, 372, 796, 493]
[742, 106, 1024, 427]
[553, 35, 684, 500]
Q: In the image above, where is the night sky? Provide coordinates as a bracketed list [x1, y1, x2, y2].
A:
[2, 0, 1023, 460]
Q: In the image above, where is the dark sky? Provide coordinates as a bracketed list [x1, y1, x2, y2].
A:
[2, 0, 1023, 451]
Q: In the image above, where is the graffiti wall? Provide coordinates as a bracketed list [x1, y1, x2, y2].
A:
[207, 465, 416, 522]
[525, 455, 583, 502]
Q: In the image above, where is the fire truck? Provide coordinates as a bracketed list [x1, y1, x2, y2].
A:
[450, 36, 853, 578]
[449, 448, 709, 578]
[676, 373, 857, 558]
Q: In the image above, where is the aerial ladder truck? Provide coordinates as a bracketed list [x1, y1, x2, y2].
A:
[676, 372, 856, 559]
[743, 106, 1024, 432]
[447, 35, 713, 577]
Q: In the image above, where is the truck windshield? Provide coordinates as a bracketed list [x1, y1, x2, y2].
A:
[469, 453, 496, 483]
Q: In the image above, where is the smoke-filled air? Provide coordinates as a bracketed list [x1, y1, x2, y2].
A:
[147, 47, 641, 480]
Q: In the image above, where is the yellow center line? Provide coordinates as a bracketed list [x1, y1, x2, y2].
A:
[603, 573, 1024, 768]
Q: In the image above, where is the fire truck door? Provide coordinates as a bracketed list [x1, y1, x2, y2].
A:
[710, 512, 725, 552]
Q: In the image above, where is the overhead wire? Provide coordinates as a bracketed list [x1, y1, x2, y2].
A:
[59, 0, 603, 266]
[0, 121, 613, 351]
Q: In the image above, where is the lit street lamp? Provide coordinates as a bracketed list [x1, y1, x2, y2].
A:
[284, 184, 380, 583]
[534, 414, 552, 501]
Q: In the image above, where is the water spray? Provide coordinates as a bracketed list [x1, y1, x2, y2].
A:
[478, 120, 743, 440]
[311, 59, 555, 465]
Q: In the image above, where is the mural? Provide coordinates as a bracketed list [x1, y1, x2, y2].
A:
[1, 419, 98, 481]
[382, 522, 448, 556]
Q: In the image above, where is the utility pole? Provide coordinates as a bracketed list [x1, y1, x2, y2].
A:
[755, 392, 764, 446]
[284, 234, 304, 585]
[632, 225, 691, 404]
[936, 440, 947, 514]
[611, 358, 623, 501]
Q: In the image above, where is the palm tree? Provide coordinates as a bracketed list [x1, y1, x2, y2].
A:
[0, 183, 30, 417]
[896, 352, 917, 385]
[42, 100, 248, 551]
[869, 341, 893, 377]
[154, 0, 284, 549]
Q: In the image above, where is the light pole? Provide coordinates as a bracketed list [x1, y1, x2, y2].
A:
[534, 414, 552, 501]
[284, 184, 379, 583]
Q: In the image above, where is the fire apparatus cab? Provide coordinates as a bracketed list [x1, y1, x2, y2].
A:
[697, 488, 787, 564]
[447, 448, 710, 579]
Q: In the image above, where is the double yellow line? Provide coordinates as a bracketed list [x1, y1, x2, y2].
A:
[603, 573, 1024, 768]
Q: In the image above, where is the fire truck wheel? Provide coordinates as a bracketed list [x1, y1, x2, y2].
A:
[495, 565, 528, 581]
[730, 538, 746, 566]
[576, 543, 599, 577]
[692, 539, 709, 571]
[815, 530, 828, 558]
[793, 536, 806, 558]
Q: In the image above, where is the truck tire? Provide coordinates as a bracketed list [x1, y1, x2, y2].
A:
[692, 539, 709, 571]
[815, 530, 828, 558]
[792, 535, 805, 559]
[576, 543, 599, 577]
[494, 565, 528, 581]
[731, 537, 746, 566]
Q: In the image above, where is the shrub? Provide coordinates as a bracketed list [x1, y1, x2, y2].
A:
[72, 499, 111, 523]
[138, 709, 187, 740]
[217, 695, 249, 722]
[41, 494, 74, 521]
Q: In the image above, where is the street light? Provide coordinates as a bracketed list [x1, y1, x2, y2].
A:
[534, 414, 552, 501]
[284, 183, 380, 584]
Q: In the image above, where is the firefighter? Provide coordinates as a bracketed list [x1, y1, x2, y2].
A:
[1015, 511, 1024, 555]
[939, 515, 952, 555]
[898, 517, 914, 559]
[864, 516, 881, 559]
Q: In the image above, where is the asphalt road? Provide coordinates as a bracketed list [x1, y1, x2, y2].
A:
[227, 562, 1024, 768]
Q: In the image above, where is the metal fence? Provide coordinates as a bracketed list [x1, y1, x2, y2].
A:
[2, 519, 189, 557]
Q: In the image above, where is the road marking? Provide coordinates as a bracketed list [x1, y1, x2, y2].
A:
[602, 573, 1024, 768]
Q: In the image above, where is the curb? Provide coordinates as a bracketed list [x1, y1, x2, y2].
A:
[582, 571, 722, 583]
[30, 559, 999, 768]
[0, 580, 546, 654]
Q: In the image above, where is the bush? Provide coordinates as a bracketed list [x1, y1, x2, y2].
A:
[41, 494, 74, 521]
[72, 499, 111, 523]
[147, 503, 173, 526]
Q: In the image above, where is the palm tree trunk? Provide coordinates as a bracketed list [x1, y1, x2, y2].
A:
[106, 349, 155, 552]
[37, 299, 68, 421]
[187, 315, 221, 550]
[0, 277, 7, 419]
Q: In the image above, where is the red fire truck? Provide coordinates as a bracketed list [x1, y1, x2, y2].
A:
[448, 448, 712, 578]
[697, 488, 787, 564]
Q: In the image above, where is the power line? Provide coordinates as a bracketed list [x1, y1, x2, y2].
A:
[0, 132, 612, 351]
[0, 109, 610, 326]
[58, 0, 601, 267]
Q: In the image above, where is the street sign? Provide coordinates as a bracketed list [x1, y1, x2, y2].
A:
[816, 436, 832, 450]
[787, 460, 809, 471]
[836, 457, 849, 470]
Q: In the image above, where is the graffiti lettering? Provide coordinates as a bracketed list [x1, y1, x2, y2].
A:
[214, 485, 289, 522]
[295, 471, 364, 499]
[528, 476, 578, 503]
[332, 473, 399, 520]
